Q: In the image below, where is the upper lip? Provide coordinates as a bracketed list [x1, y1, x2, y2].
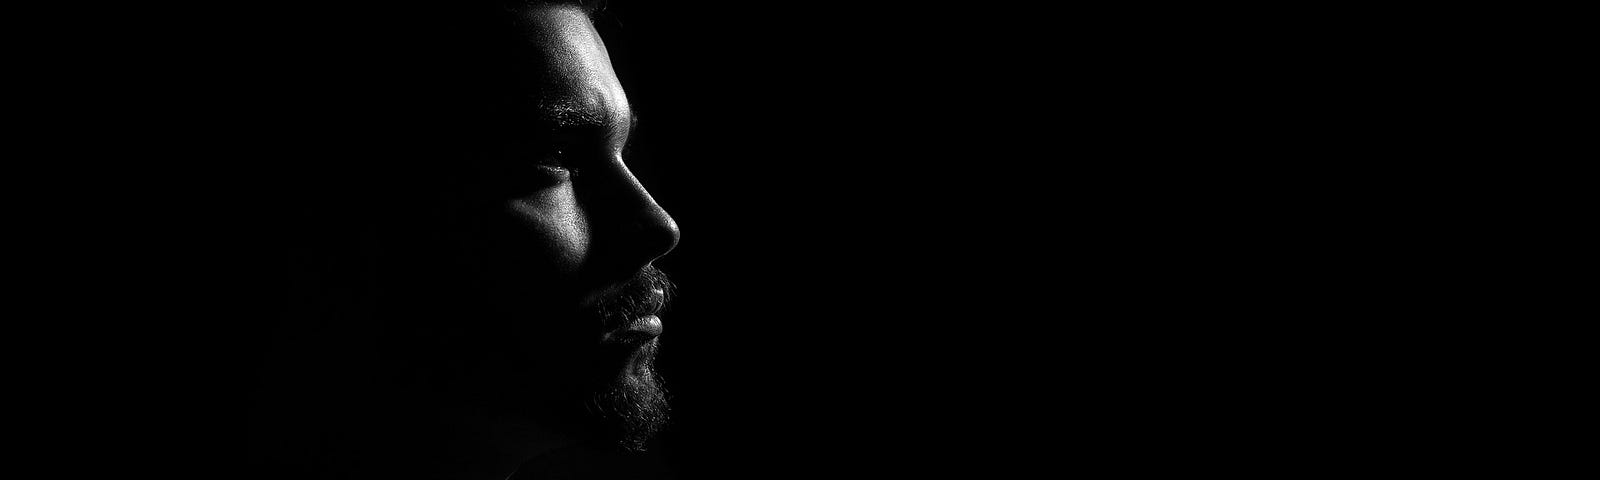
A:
[581, 288, 666, 314]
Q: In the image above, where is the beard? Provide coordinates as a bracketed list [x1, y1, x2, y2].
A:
[481, 265, 676, 453]
[586, 338, 669, 452]
[579, 265, 675, 451]
[373, 259, 678, 453]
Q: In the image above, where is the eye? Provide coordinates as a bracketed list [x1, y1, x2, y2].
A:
[537, 148, 580, 177]
[491, 147, 575, 196]
[534, 164, 572, 183]
[517, 155, 572, 190]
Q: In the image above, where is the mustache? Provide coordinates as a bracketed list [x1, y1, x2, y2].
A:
[585, 266, 676, 330]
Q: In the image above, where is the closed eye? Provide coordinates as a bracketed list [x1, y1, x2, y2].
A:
[537, 146, 589, 178]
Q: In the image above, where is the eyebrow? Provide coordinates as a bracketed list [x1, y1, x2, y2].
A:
[537, 97, 636, 149]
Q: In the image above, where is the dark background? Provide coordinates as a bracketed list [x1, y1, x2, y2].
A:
[65, 2, 1115, 477]
[17, 2, 1425, 478]
[62, 2, 1051, 477]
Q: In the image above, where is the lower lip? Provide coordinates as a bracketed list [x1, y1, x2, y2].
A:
[629, 315, 663, 336]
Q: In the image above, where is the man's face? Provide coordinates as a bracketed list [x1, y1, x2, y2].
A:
[406, 4, 680, 452]
[503, 4, 679, 448]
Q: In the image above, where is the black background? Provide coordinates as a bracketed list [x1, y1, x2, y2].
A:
[56, 1, 1105, 476]
[14, 1, 1422, 478]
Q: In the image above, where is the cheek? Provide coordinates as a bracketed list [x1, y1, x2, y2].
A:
[507, 184, 590, 273]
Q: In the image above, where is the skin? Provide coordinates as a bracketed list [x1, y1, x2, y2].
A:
[503, 5, 678, 300]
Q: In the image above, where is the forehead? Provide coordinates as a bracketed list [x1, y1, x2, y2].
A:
[514, 5, 629, 127]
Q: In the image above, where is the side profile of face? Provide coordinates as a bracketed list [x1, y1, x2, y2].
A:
[250, 3, 679, 478]
[471, 2, 682, 450]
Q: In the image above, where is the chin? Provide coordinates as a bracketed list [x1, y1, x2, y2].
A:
[589, 338, 670, 452]
[506, 335, 671, 453]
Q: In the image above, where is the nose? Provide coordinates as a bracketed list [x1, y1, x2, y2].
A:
[622, 189, 679, 268]
[589, 160, 680, 274]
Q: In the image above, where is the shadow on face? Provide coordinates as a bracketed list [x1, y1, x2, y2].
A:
[247, 2, 680, 478]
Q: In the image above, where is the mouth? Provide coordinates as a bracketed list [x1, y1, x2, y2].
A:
[601, 315, 663, 345]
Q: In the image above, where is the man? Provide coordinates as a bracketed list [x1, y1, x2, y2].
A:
[246, 1, 681, 478]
